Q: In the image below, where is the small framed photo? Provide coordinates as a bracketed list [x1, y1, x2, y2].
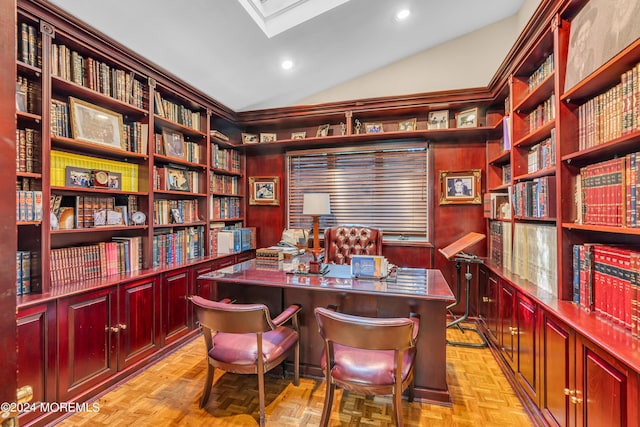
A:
[316, 124, 330, 137]
[455, 108, 479, 128]
[260, 133, 277, 143]
[439, 169, 482, 205]
[162, 127, 185, 159]
[249, 176, 280, 206]
[427, 110, 449, 130]
[166, 167, 191, 192]
[16, 82, 27, 113]
[291, 131, 306, 140]
[108, 172, 122, 190]
[398, 118, 417, 131]
[242, 133, 258, 144]
[65, 166, 93, 188]
[364, 123, 384, 134]
[69, 97, 124, 149]
[170, 208, 184, 224]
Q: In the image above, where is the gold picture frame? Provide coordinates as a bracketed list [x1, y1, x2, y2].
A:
[316, 124, 330, 137]
[364, 123, 384, 134]
[455, 108, 479, 128]
[439, 169, 482, 205]
[69, 97, 124, 149]
[398, 118, 417, 131]
[291, 131, 306, 140]
[241, 133, 258, 144]
[162, 127, 185, 159]
[249, 176, 280, 206]
[260, 133, 277, 143]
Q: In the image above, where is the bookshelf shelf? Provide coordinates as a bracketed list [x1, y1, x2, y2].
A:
[50, 186, 147, 196]
[513, 216, 557, 222]
[153, 189, 208, 197]
[154, 221, 207, 228]
[561, 130, 640, 167]
[51, 136, 149, 162]
[513, 120, 555, 148]
[153, 153, 207, 169]
[17, 171, 42, 179]
[488, 183, 511, 192]
[513, 166, 556, 182]
[513, 72, 556, 113]
[16, 111, 41, 122]
[154, 114, 206, 138]
[51, 225, 148, 234]
[17, 221, 41, 226]
[562, 223, 640, 236]
[16, 59, 41, 76]
[489, 150, 510, 165]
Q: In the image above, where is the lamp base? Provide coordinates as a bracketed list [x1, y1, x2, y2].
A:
[309, 260, 322, 274]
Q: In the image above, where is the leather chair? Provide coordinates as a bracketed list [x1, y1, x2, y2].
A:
[323, 224, 383, 264]
[190, 296, 302, 426]
[314, 307, 420, 427]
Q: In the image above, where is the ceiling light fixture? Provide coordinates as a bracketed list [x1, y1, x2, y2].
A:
[281, 59, 294, 70]
[395, 9, 410, 21]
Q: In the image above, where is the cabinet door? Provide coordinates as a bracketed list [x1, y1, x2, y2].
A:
[500, 281, 516, 370]
[58, 288, 118, 401]
[162, 268, 191, 345]
[118, 277, 160, 369]
[516, 292, 538, 402]
[486, 274, 500, 344]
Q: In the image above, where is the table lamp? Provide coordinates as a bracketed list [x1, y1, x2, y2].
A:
[303, 193, 331, 273]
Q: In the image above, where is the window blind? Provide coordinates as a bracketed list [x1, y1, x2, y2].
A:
[287, 142, 428, 238]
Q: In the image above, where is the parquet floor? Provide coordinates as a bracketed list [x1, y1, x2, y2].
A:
[56, 324, 534, 427]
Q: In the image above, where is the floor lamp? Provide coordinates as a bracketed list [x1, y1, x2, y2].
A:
[303, 193, 331, 274]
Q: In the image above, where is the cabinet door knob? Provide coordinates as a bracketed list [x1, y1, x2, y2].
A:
[109, 326, 120, 333]
[118, 323, 127, 330]
[563, 388, 575, 396]
[570, 396, 583, 404]
[482, 297, 490, 303]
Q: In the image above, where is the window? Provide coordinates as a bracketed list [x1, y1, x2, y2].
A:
[287, 142, 429, 239]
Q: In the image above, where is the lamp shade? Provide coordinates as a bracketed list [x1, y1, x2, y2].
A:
[303, 193, 331, 216]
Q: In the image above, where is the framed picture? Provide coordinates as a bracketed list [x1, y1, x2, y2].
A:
[260, 133, 277, 143]
[16, 82, 27, 113]
[65, 166, 93, 188]
[166, 167, 191, 192]
[316, 124, 330, 137]
[242, 133, 258, 144]
[439, 169, 482, 205]
[249, 176, 280, 206]
[398, 118, 417, 131]
[428, 110, 449, 129]
[162, 127, 185, 159]
[455, 108, 479, 128]
[170, 208, 184, 224]
[108, 172, 122, 190]
[364, 123, 384, 134]
[69, 97, 124, 149]
[291, 131, 306, 140]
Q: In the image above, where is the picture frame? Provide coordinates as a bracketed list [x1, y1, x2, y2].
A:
[69, 97, 124, 149]
[170, 208, 184, 224]
[16, 82, 27, 113]
[162, 127, 185, 159]
[65, 166, 93, 188]
[455, 108, 479, 128]
[260, 133, 277, 143]
[439, 169, 482, 205]
[398, 118, 417, 131]
[291, 131, 306, 140]
[316, 124, 330, 137]
[364, 123, 384, 134]
[427, 110, 449, 129]
[242, 133, 258, 144]
[108, 172, 122, 190]
[249, 176, 280, 206]
[166, 167, 191, 192]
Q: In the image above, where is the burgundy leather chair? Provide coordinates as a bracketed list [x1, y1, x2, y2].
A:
[323, 224, 383, 265]
[190, 296, 301, 427]
[314, 307, 420, 427]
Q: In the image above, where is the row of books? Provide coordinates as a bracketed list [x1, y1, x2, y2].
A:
[488, 220, 512, 271]
[153, 199, 200, 225]
[50, 99, 71, 138]
[16, 127, 40, 173]
[51, 43, 145, 108]
[16, 251, 32, 295]
[16, 190, 43, 222]
[527, 53, 554, 92]
[209, 226, 256, 256]
[527, 94, 556, 133]
[210, 173, 240, 195]
[210, 196, 241, 220]
[577, 61, 640, 151]
[50, 150, 139, 192]
[49, 238, 143, 287]
[483, 193, 510, 220]
[512, 223, 557, 296]
[18, 22, 41, 67]
[16, 76, 38, 114]
[152, 226, 205, 267]
[16, 177, 37, 191]
[53, 194, 135, 229]
[153, 132, 201, 162]
[123, 122, 149, 154]
[153, 92, 201, 131]
[527, 128, 556, 174]
[502, 164, 511, 185]
[572, 243, 640, 337]
[153, 165, 200, 193]
[512, 176, 556, 218]
[212, 144, 242, 173]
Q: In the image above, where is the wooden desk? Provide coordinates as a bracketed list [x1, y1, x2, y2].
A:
[197, 260, 455, 405]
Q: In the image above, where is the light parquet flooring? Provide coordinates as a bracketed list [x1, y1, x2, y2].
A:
[55, 324, 534, 427]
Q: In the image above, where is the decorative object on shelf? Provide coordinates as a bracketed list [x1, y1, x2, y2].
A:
[162, 127, 185, 159]
[108, 172, 122, 190]
[260, 133, 277, 143]
[16, 82, 27, 112]
[316, 124, 330, 137]
[428, 110, 449, 129]
[364, 123, 383, 134]
[65, 166, 93, 187]
[303, 193, 331, 274]
[93, 209, 124, 226]
[171, 208, 184, 224]
[291, 131, 306, 140]
[354, 119, 362, 134]
[131, 211, 146, 225]
[340, 122, 346, 135]
[50, 212, 59, 231]
[241, 133, 258, 144]
[455, 108, 478, 128]
[249, 176, 280, 206]
[58, 207, 75, 230]
[439, 169, 482, 205]
[209, 129, 229, 141]
[92, 170, 109, 188]
[398, 118, 417, 131]
[166, 166, 191, 192]
[69, 97, 125, 149]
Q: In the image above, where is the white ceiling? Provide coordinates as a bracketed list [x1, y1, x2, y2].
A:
[48, 0, 531, 112]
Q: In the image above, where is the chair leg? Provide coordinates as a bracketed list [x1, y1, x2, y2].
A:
[294, 340, 300, 386]
[200, 363, 214, 408]
[320, 382, 335, 427]
[393, 384, 404, 427]
[408, 376, 415, 403]
[258, 369, 266, 427]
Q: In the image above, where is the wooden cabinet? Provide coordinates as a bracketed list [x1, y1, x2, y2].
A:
[162, 268, 191, 345]
[478, 266, 500, 345]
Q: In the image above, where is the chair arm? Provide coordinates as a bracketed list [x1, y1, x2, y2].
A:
[272, 304, 302, 326]
[409, 312, 420, 342]
[218, 297, 235, 304]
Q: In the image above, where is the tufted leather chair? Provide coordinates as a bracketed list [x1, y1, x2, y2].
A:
[323, 224, 383, 265]
[314, 306, 420, 427]
[190, 296, 301, 427]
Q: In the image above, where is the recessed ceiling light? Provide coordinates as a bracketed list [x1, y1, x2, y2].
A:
[281, 60, 294, 70]
[395, 9, 410, 21]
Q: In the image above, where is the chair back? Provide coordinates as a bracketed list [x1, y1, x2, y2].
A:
[191, 296, 274, 334]
[323, 224, 383, 265]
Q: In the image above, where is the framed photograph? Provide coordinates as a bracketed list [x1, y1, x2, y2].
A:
[398, 118, 417, 131]
[428, 110, 449, 129]
[364, 123, 384, 134]
[249, 176, 280, 206]
[170, 208, 184, 224]
[166, 167, 191, 192]
[455, 108, 479, 128]
[69, 97, 124, 149]
[291, 131, 306, 140]
[242, 133, 258, 144]
[316, 124, 330, 137]
[162, 127, 185, 159]
[108, 172, 122, 190]
[16, 82, 27, 113]
[439, 169, 482, 205]
[65, 166, 93, 188]
[260, 133, 277, 143]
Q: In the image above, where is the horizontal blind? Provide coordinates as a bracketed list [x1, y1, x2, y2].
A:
[287, 142, 428, 238]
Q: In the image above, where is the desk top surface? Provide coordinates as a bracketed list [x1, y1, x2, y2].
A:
[199, 260, 455, 301]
